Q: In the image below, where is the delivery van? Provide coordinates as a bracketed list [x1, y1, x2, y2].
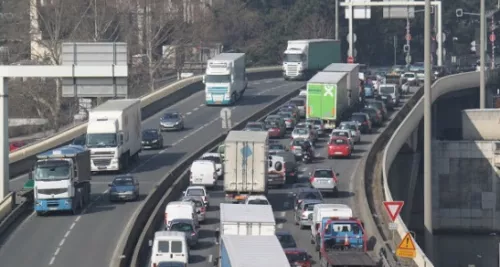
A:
[165, 201, 198, 228]
[310, 204, 353, 245]
[150, 231, 189, 266]
[190, 160, 218, 188]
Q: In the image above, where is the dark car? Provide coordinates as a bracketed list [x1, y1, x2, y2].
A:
[365, 100, 388, 120]
[275, 151, 299, 183]
[284, 248, 312, 267]
[72, 134, 86, 146]
[108, 175, 140, 201]
[292, 188, 324, 211]
[350, 112, 372, 134]
[276, 231, 297, 249]
[361, 107, 382, 127]
[265, 120, 286, 138]
[141, 129, 163, 149]
[160, 112, 184, 131]
[375, 94, 395, 110]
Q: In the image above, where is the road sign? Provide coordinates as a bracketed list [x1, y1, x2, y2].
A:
[346, 33, 357, 43]
[388, 222, 397, 230]
[383, 0, 415, 19]
[347, 56, 354, 63]
[403, 44, 410, 52]
[491, 33, 496, 42]
[406, 34, 412, 41]
[396, 233, 416, 258]
[405, 55, 412, 64]
[383, 201, 404, 221]
[344, 0, 372, 19]
[220, 108, 232, 129]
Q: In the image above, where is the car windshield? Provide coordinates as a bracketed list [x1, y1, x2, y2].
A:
[313, 170, 333, 177]
[248, 199, 269, 205]
[72, 135, 86, 146]
[113, 177, 134, 186]
[186, 189, 204, 196]
[330, 138, 348, 145]
[201, 155, 221, 164]
[277, 234, 297, 248]
[142, 130, 158, 138]
[270, 144, 284, 150]
[169, 222, 193, 232]
[293, 129, 308, 135]
[379, 86, 394, 94]
[298, 191, 322, 200]
[86, 133, 117, 148]
[34, 160, 70, 180]
[162, 113, 179, 120]
[286, 251, 308, 262]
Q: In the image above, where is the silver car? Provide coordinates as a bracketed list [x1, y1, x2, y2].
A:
[167, 219, 198, 247]
[306, 118, 325, 136]
[309, 168, 340, 196]
[294, 199, 323, 229]
[277, 111, 296, 129]
[291, 128, 312, 141]
[180, 196, 206, 222]
[160, 112, 184, 131]
[337, 121, 361, 144]
[289, 98, 306, 118]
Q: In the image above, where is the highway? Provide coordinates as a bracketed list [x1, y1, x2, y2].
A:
[143, 86, 419, 266]
[0, 78, 305, 267]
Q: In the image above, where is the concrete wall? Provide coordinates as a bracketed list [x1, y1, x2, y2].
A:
[432, 140, 500, 232]
[462, 109, 500, 140]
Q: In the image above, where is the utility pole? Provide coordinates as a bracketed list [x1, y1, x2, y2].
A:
[406, 10, 411, 67]
[335, 0, 339, 40]
[480, 0, 486, 108]
[394, 36, 397, 66]
[492, 15, 496, 69]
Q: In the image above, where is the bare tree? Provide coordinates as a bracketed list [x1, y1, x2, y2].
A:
[78, 0, 122, 42]
[298, 15, 335, 39]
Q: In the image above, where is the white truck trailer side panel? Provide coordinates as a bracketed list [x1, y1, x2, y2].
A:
[220, 203, 276, 236]
[323, 63, 360, 105]
[221, 235, 291, 267]
[223, 131, 268, 193]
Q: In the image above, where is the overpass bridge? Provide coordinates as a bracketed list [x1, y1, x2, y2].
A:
[382, 70, 500, 266]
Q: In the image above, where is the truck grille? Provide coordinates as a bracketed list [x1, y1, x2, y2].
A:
[38, 188, 67, 195]
[286, 66, 298, 76]
[93, 158, 111, 166]
[92, 151, 114, 155]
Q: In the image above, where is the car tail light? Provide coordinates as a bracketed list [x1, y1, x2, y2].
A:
[200, 206, 206, 212]
[333, 174, 338, 183]
[309, 176, 315, 183]
[164, 213, 168, 225]
[362, 120, 368, 125]
[191, 232, 196, 236]
[153, 263, 157, 267]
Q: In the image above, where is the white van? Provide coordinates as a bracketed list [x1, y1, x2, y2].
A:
[310, 204, 353, 245]
[190, 160, 218, 188]
[165, 201, 198, 229]
[379, 83, 400, 105]
[150, 231, 189, 267]
[200, 152, 224, 178]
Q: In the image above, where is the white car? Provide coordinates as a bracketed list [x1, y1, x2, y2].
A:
[200, 152, 223, 178]
[292, 128, 313, 141]
[402, 72, 417, 85]
[337, 121, 361, 143]
[330, 129, 354, 148]
[299, 89, 307, 97]
[184, 186, 210, 207]
[245, 195, 270, 205]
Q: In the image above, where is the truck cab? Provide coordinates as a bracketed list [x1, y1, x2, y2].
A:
[283, 43, 308, 79]
[87, 119, 122, 171]
[203, 53, 247, 105]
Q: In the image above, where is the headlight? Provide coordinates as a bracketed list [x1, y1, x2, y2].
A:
[152, 140, 158, 143]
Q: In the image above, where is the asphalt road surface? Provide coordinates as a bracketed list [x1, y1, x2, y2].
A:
[143, 87, 419, 266]
[1, 78, 305, 267]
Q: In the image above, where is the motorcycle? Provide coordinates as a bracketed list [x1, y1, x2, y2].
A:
[302, 152, 312, 164]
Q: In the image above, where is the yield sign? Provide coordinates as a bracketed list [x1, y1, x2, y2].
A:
[383, 201, 404, 222]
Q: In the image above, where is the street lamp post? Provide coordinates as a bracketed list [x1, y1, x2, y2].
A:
[480, 0, 486, 108]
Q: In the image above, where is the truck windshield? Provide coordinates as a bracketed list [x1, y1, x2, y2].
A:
[283, 53, 303, 62]
[34, 160, 70, 180]
[205, 74, 230, 83]
[86, 133, 117, 148]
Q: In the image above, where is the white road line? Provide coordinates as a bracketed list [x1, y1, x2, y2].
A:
[59, 239, 65, 246]
[54, 247, 60, 256]
[208, 254, 213, 263]
[193, 107, 199, 111]
[199, 104, 204, 107]
[49, 257, 55, 265]
[186, 111, 192, 115]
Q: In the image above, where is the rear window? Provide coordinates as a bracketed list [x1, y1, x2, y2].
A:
[266, 121, 278, 128]
[294, 129, 308, 134]
[157, 241, 170, 253]
[286, 251, 308, 262]
[292, 139, 305, 146]
[330, 138, 347, 145]
[248, 199, 269, 205]
[186, 189, 204, 196]
[331, 131, 349, 137]
[170, 223, 193, 232]
[171, 241, 183, 253]
[351, 114, 366, 121]
[339, 124, 354, 130]
[379, 86, 395, 94]
[314, 170, 333, 177]
[290, 99, 304, 106]
[361, 108, 376, 115]
[278, 112, 292, 118]
[305, 203, 318, 211]
[270, 144, 284, 150]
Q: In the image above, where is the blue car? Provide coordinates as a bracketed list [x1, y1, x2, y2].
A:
[364, 84, 376, 98]
[108, 175, 140, 201]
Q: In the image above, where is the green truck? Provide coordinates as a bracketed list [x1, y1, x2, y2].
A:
[282, 39, 341, 80]
[306, 71, 349, 130]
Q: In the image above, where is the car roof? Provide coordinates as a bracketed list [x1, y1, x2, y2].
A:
[284, 248, 307, 253]
[275, 230, 292, 235]
[202, 152, 219, 158]
[331, 136, 349, 140]
[186, 185, 206, 191]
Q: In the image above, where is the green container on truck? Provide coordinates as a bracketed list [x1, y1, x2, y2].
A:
[323, 63, 360, 108]
[283, 39, 341, 81]
[306, 71, 349, 130]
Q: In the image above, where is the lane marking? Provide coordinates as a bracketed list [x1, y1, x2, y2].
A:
[186, 111, 192, 115]
[193, 107, 199, 111]
[208, 254, 213, 263]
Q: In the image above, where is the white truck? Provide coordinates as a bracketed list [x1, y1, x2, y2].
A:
[220, 203, 276, 236]
[32, 145, 91, 215]
[223, 131, 268, 203]
[323, 63, 360, 107]
[203, 53, 247, 105]
[283, 39, 341, 80]
[86, 99, 142, 172]
[214, 235, 291, 267]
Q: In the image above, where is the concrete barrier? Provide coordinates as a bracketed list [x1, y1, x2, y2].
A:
[0, 192, 14, 222]
[8, 66, 281, 179]
[380, 71, 495, 266]
[115, 88, 302, 267]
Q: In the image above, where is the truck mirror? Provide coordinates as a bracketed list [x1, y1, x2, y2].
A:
[202, 75, 206, 84]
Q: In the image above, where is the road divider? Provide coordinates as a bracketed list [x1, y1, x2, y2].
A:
[8, 66, 281, 179]
[114, 87, 302, 267]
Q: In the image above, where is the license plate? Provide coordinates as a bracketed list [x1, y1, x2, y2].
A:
[49, 207, 57, 210]
[319, 179, 329, 184]
[98, 166, 107, 170]
[195, 179, 202, 182]
[268, 179, 273, 182]
[335, 152, 343, 155]
[382, 96, 387, 99]
[143, 146, 151, 148]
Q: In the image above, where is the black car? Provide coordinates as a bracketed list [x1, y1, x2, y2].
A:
[350, 112, 372, 134]
[276, 231, 297, 249]
[142, 129, 163, 149]
[375, 94, 395, 110]
[361, 107, 382, 127]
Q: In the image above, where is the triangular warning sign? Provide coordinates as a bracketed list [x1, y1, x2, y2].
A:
[383, 201, 404, 221]
[398, 233, 416, 250]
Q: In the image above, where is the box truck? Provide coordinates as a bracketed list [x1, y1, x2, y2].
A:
[215, 235, 290, 267]
[283, 39, 341, 80]
[306, 71, 349, 130]
[86, 99, 142, 172]
[323, 63, 360, 107]
[203, 53, 247, 105]
[32, 145, 91, 215]
[220, 203, 276, 236]
[223, 131, 268, 203]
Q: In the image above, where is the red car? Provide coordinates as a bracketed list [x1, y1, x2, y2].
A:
[265, 121, 285, 138]
[9, 141, 25, 152]
[327, 136, 352, 158]
[284, 248, 311, 267]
